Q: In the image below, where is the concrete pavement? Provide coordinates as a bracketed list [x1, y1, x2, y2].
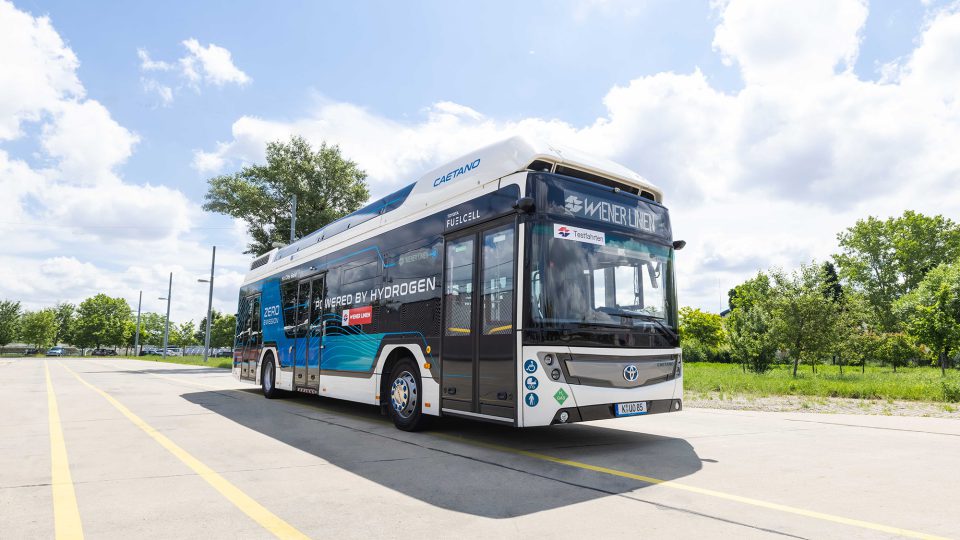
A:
[1, 357, 957, 539]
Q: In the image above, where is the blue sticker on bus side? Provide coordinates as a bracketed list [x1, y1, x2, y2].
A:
[525, 393, 539, 407]
[523, 359, 538, 374]
[524, 376, 539, 390]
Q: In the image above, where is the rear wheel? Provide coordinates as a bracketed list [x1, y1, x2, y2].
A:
[387, 358, 429, 431]
[261, 356, 279, 399]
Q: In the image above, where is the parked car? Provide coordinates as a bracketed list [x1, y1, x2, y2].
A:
[46, 347, 65, 357]
[23, 348, 39, 356]
[214, 349, 233, 358]
[164, 347, 184, 356]
[91, 348, 117, 356]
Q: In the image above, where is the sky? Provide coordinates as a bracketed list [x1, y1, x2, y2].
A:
[1, 0, 959, 324]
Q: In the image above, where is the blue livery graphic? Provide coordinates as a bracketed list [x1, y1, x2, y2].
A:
[525, 393, 539, 407]
[523, 359, 538, 374]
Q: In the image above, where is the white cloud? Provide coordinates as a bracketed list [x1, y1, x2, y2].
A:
[0, 1, 243, 323]
[41, 99, 140, 184]
[180, 38, 251, 87]
[137, 38, 250, 105]
[142, 78, 174, 106]
[136, 48, 173, 71]
[895, 6, 960, 102]
[713, 0, 869, 84]
[196, 0, 960, 311]
[0, 0, 83, 140]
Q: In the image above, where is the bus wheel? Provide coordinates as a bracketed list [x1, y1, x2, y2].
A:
[388, 358, 428, 431]
[261, 356, 279, 399]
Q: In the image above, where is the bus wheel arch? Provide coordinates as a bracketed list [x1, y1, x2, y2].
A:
[379, 347, 415, 411]
[383, 353, 429, 431]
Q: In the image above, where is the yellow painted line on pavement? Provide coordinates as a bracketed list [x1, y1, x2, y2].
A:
[44, 361, 84, 539]
[91, 360, 223, 391]
[84, 360, 948, 539]
[61, 363, 310, 540]
[436, 433, 948, 540]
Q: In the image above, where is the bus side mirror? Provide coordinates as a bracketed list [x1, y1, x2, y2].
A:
[514, 197, 535, 213]
[672, 240, 686, 250]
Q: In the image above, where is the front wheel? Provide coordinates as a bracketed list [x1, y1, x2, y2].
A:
[387, 359, 429, 431]
[261, 356, 280, 399]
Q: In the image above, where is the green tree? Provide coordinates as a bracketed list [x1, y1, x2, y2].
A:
[892, 211, 960, 291]
[0, 300, 21, 353]
[895, 262, 960, 376]
[203, 136, 369, 255]
[52, 302, 75, 345]
[878, 332, 917, 373]
[137, 313, 167, 348]
[211, 313, 236, 349]
[195, 310, 237, 349]
[172, 320, 198, 348]
[831, 291, 871, 375]
[679, 307, 725, 350]
[835, 211, 960, 331]
[20, 309, 57, 350]
[73, 294, 132, 350]
[728, 272, 772, 313]
[725, 273, 776, 373]
[769, 262, 838, 377]
[725, 302, 777, 374]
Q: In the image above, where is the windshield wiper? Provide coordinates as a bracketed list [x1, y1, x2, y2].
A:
[606, 311, 679, 343]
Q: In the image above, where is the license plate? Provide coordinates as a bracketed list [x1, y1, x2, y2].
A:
[615, 401, 648, 417]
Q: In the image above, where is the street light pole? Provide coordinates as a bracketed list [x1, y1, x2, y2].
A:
[290, 194, 298, 243]
[199, 246, 216, 363]
[161, 272, 172, 360]
[134, 290, 142, 356]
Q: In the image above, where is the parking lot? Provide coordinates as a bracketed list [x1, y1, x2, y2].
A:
[2, 357, 957, 539]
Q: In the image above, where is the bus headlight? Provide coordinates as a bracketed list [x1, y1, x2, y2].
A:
[544, 354, 554, 366]
[551, 368, 561, 381]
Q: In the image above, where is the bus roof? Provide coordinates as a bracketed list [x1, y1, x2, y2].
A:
[246, 136, 662, 277]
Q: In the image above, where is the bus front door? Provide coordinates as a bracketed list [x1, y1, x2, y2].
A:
[441, 221, 517, 421]
[239, 295, 261, 381]
[293, 277, 323, 392]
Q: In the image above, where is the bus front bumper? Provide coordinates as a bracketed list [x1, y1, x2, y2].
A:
[549, 398, 682, 425]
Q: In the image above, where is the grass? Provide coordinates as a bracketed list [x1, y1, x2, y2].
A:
[116, 355, 233, 369]
[685, 362, 960, 403]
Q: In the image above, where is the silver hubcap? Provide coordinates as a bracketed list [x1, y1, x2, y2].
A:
[390, 371, 418, 419]
[264, 364, 273, 390]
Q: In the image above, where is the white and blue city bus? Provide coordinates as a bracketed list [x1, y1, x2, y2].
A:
[233, 136, 684, 430]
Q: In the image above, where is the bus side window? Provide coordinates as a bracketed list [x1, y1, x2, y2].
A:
[235, 296, 250, 349]
[444, 236, 474, 336]
[281, 281, 299, 338]
[482, 227, 514, 334]
[250, 296, 261, 345]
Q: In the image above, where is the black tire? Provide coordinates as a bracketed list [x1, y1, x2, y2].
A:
[387, 358, 429, 431]
[261, 355, 280, 399]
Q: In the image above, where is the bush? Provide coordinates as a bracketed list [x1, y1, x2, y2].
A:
[682, 339, 730, 363]
[943, 380, 960, 402]
[681, 340, 711, 363]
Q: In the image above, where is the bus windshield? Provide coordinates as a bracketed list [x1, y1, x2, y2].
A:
[529, 222, 675, 328]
